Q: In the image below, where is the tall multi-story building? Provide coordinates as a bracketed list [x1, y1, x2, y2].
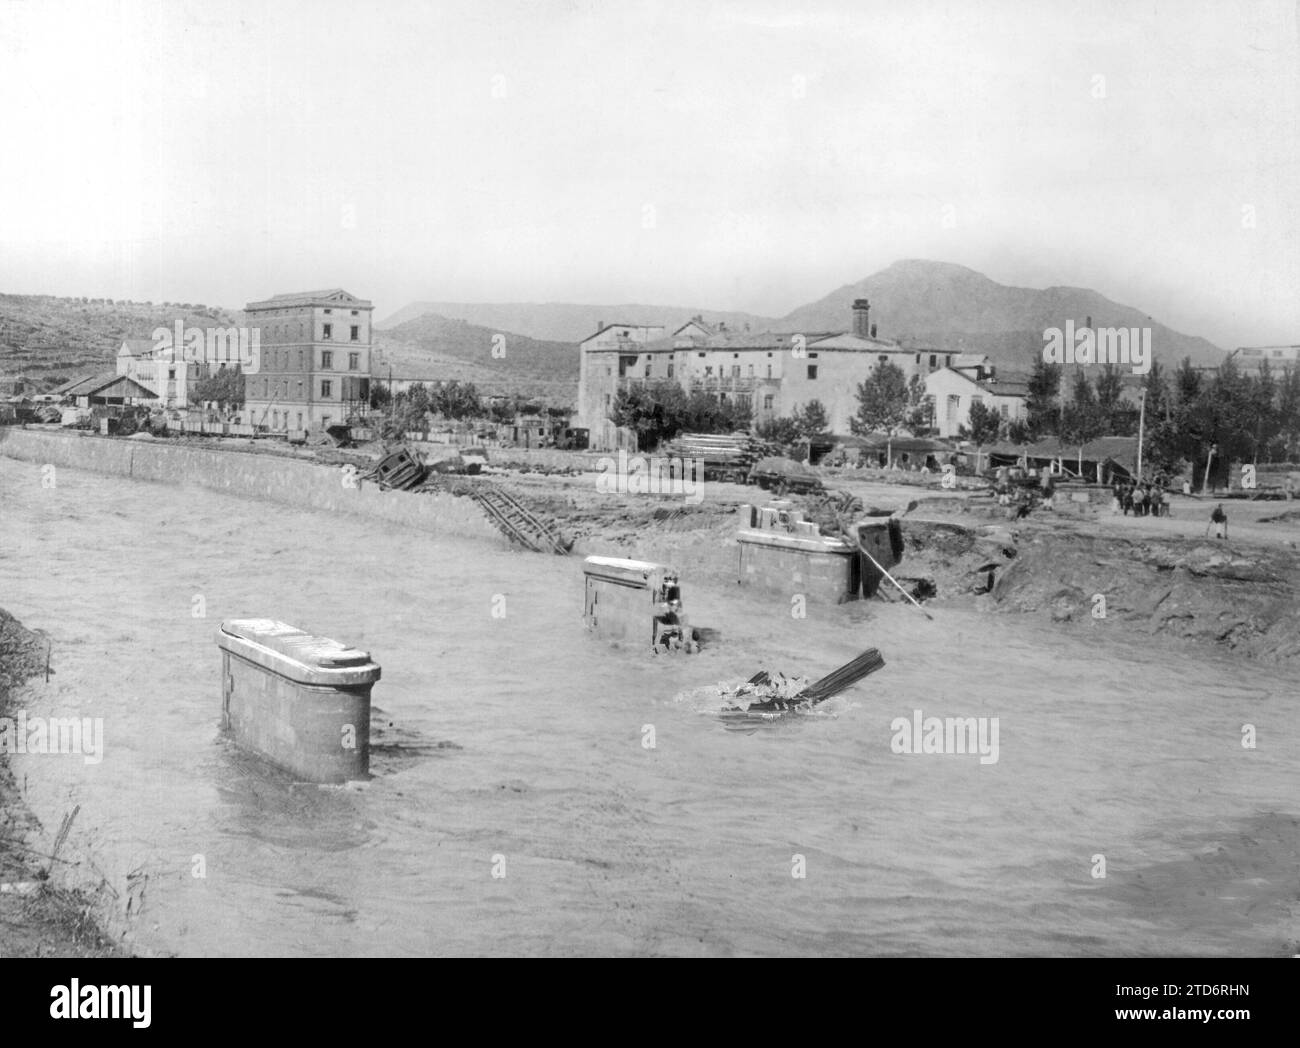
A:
[243, 289, 373, 432]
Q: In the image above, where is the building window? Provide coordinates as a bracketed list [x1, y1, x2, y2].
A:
[167, 368, 175, 379]
[324, 308, 332, 314]
[645, 363, 652, 377]
[763, 394, 774, 409]
[807, 365, 818, 379]
[930, 354, 937, 368]
[946, 355, 953, 365]
[351, 326, 359, 341]
[351, 310, 359, 316]
[349, 352, 359, 370]
[297, 381, 304, 397]
[704, 366, 713, 377]
[298, 349, 304, 368]
[879, 355, 888, 365]
[322, 350, 333, 369]
[732, 365, 740, 378]
[748, 364, 754, 377]
[322, 324, 332, 340]
[766, 365, 772, 378]
[698, 352, 706, 357]
[297, 412, 303, 428]
[667, 362, 674, 378]
[321, 380, 332, 398]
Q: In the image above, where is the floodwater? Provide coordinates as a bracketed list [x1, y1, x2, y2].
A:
[1, 457, 1297, 956]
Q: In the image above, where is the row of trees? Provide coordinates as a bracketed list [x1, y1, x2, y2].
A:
[608, 381, 753, 447]
[1022, 356, 1300, 476]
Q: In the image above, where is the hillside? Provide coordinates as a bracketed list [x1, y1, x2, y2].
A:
[778, 260, 1226, 366]
[0, 295, 240, 388]
[377, 301, 775, 343]
[383, 259, 1227, 370]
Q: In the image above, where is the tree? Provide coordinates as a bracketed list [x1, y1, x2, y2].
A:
[189, 366, 244, 407]
[369, 381, 392, 410]
[1059, 371, 1104, 476]
[1007, 419, 1031, 445]
[850, 361, 909, 436]
[793, 399, 828, 438]
[958, 399, 1001, 474]
[1025, 355, 1061, 438]
[1094, 363, 1126, 434]
[1276, 366, 1300, 460]
[904, 374, 933, 435]
[756, 417, 801, 447]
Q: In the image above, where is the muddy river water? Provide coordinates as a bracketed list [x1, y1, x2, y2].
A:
[1, 458, 1296, 956]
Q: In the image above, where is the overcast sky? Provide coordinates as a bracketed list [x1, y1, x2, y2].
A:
[1, 0, 1296, 347]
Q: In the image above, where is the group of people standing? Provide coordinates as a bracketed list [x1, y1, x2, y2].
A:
[1113, 480, 1169, 517]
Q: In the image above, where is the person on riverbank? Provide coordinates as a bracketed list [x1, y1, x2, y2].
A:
[1132, 485, 1147, 517]
[1207, 504, 1228, 540]
[1150, 486, 1164, 518]
[1121, 483, 1134, 515]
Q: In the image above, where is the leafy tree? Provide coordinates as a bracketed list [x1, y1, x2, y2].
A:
[1007, 419, 1032, 445]
[904, 374, 933, 435]
[1059, 371, 1104, 475]
[1276, 366, 1300, 460]
[369, 381, 392, 409]
[1024, 355, 1061, 438]
[189, 366, 244, 406]
[1094, 363, 1126, 433]
[958, 399, 1001, 473]
[756, 417, 801, 447]
[793, 399, 828, 438]
[850, 360, 909, 436]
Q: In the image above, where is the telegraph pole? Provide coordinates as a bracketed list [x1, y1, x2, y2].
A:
[1135, 388, 1146, 482]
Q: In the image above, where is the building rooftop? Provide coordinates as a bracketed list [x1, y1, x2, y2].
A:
[245, 289, 373, 311]
[118, 337, 159, 357]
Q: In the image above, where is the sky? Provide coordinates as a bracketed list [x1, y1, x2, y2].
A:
[0, 0, 1297, 347]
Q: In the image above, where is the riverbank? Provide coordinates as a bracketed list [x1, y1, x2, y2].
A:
[0, 608, 122, 957]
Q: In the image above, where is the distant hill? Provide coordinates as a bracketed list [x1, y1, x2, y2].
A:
[375, 315, 581, 406]
[0, 295, 240, 388]
[777, 259, 1226, 367]
[383, 259, 1226, 371]
[377, 301, 776, 343]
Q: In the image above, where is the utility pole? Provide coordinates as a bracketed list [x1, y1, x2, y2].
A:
[1202, 442, 1216, 496]
[1135, 388, 1146, 482]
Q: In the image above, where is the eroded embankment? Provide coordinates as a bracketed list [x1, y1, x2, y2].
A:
[0, 608, 121, 957]
[988, 530, 1300, 663]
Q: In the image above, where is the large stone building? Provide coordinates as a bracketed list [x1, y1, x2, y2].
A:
[575, 299, 957, 448]
[243, 289, 373, 432]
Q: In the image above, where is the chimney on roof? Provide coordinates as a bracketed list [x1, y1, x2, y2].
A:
[870, 323, 877, 339]
[598, 319, 605, 332]
[852, 298, 871, 338]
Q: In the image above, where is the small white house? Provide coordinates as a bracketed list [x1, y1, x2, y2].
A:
[116, 337, 203, 409]
[925, 365, 1028, 439]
